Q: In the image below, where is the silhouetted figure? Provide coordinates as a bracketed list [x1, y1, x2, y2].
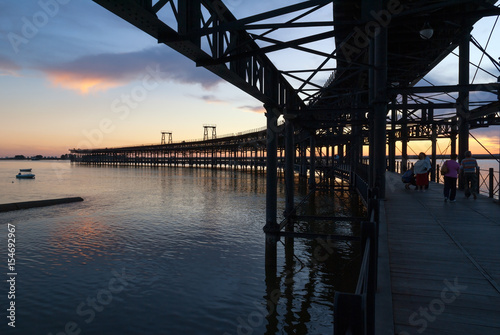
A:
[443, 153, 460, 202]
[460, 151, 479, 199]
[414, 152, 431, 192]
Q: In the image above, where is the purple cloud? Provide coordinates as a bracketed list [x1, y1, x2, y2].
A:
[39, 46, 224, 93]
[0, 55, 20, 75]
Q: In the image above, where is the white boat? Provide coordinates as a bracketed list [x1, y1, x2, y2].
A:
[19, 168, 32, 172]
[16, 172, 35, 179]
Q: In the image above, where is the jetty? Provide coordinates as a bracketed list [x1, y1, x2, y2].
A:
[0, 197, 84, 213]
[78, 1, 500, 333]
[382, 173, 500, 334]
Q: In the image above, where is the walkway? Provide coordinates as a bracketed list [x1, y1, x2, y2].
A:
[382, 172, 500, 335]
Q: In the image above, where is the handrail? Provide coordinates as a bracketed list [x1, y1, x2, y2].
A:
[422, 163, 499, 201]
[334, 194, 379, 335]
[355, 237, 371, 295]
[70, 121, 289, 153]
[398, 158, 499, 201]
[477, 167, 500, 200]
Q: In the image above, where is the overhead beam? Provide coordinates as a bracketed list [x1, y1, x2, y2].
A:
[197, 30, 337, 66]
[390, 83, 500, 95]
[187, 0, 332, 36]
[92, 0, 304, 109]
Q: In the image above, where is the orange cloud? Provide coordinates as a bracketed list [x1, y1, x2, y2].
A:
[47, 71, 125, 94]
[40, 47, 223, 95]
[238, 105, 265, 113]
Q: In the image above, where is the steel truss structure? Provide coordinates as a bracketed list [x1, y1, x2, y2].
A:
[89, 0, 500, 203]
[82, 1, 500, 332]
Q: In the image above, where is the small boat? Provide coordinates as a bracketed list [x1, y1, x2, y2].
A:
[19, 168, 32, 172]
[16, 172, 35, 179]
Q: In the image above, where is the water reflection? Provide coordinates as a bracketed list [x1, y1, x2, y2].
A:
[0, 163, 364, 334]
[261, 179, 364, 334]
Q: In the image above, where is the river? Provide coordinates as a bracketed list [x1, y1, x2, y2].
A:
[0, 160, 363, 334]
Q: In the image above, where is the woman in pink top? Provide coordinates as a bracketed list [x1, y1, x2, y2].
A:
[443, 153, 461, 202]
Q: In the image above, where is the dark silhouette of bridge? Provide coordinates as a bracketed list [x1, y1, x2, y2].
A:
[74, 1, 500, 333]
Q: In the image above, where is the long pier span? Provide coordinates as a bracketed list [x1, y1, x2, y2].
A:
[80, 0, 500, 333]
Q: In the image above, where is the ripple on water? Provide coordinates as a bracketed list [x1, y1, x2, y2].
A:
[0, 163, 362, 334]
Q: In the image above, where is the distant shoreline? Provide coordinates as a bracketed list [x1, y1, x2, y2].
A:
[0, 158, 71, 161]
[1, 155, 498, 160]
[395, 154, 499, 160]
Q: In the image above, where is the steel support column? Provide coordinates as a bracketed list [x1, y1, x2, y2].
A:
[309, 134, 316, 189]
[458, 31, 470, 189]
[451, 130, 457, 156]
[284, 119, 295, 216]
[368, 37, 375, 189]
[431, 120, 437, 182]
[388, 99, 397, 172]
[401, 93, 408, 172]
[300, 143, 307, 178]
[372, 13, 388, 199]
[264, 106, 279, 233]
[351, 95, 362, 182]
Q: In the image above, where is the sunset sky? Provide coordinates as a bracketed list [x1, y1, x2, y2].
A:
[0, 1, 499, 157]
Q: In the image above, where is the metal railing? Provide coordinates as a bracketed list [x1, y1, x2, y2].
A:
[434, 165, 499, 201]
[396, 160, 499, 201]
[334, 193, 379, 335]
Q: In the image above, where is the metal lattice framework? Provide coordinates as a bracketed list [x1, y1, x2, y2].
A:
[92, 0, 499, 123]
[89, 0, 500, 195]
[83, 2, 500, 331]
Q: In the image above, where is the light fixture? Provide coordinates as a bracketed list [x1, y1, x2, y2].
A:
[419, 22, 434, 40]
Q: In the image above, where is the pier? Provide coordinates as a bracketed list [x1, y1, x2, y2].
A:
[81, 0, 500, 333]
[383, 173, 500, 334]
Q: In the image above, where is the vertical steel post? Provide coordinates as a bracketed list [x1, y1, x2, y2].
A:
[351, 95, 362, 183]
[430, 108, 437, 182]
[309, 134, 316, 189]
[284, 119, 295, 216]
[458, 30, 470, 189]
[431, 124, 437, 182]
[300, 144, 307, 178]
[489, 168, 494, 198]
[264, 106, 279, 280]
[373, 16, 388, 199]
[368, 37, 376, 190]
[264, 106, 279, 234]
[401, 93, 408, 172]
[388, 99, 397, 172]
[451, 131, 457, 156]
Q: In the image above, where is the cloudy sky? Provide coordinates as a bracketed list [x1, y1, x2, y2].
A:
[0, 0, 499, 157]
[0, 0, 274, 157]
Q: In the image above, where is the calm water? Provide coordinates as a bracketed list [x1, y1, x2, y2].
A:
[0, 161, 362, 335]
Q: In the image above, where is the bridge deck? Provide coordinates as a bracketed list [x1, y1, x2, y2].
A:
[383, 172, 500, 335]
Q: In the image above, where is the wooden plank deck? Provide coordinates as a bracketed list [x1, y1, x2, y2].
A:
[383, 172, 500, 335]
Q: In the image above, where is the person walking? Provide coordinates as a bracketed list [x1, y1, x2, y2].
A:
[460, 151, 479, 199]
[414, 152, 431, 191]
[442, 153, 460, 202]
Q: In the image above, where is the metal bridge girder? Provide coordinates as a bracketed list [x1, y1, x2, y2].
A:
[93, 0, 307, 111]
